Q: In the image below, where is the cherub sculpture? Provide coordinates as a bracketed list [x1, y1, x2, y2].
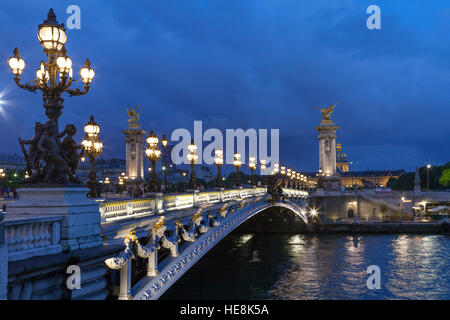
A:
[59, 124, 85, 175]
[19, 122, 44, 180]
[37, 121, 80, 184]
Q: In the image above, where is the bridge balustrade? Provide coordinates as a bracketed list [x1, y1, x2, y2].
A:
[4, 215, 63, 262]
[99, 187, 270, 223]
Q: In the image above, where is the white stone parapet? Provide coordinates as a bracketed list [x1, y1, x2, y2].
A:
[4, 215, 63, 262]
[99, 188, 269, 223]
[6, 187, 103, 252]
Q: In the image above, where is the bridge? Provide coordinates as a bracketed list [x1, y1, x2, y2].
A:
[1, 187, 309, 300]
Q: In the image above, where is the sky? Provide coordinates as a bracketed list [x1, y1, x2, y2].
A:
[0, 0, 449, 174]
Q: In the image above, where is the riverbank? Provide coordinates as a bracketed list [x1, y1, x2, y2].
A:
[321, 222, 442, 233]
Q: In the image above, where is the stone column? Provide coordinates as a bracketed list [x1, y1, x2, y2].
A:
[0, 211, 7, 300]
[316, 118, 340, 191]
[122, 127, 147, 182]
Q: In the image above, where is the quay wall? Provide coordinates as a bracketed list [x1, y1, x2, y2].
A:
[322, 222, 442, 234]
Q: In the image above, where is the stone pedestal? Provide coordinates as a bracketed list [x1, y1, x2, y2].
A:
[122, 127, 147, 182]
[316, 120, 341, 191]
[6, 187, 102, 252]
[0, 211, 7, 300]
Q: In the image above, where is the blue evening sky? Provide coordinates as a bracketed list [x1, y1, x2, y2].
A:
[0, 1, 449, 173]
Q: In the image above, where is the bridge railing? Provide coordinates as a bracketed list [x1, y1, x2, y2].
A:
[99, 187, 272, 222]
[4, 215, 63, 262]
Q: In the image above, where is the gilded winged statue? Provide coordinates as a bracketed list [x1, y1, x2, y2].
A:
[126, 105, 141, 128]
[318, 103, 336, 121]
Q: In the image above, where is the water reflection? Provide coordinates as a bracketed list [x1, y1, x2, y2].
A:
[161, 233, 450, 300]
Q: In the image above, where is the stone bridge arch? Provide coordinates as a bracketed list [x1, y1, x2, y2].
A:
[114, 199, 310, 300]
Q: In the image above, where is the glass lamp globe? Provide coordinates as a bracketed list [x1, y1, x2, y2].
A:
[37, 9, 67, 53]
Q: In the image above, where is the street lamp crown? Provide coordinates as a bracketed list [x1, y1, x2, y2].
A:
[37, 8, 67, 53]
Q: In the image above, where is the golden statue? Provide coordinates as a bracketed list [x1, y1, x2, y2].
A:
[317, 103, 336, 123]
[126, 105, 141, 128]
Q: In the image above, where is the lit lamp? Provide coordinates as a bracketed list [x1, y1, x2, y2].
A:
[233, 152, 242, 187]
[260, 159, 267, 186]
[273, 163, 279, 174]
[426, 164, 431, 190]
[161, 134, 169, 192]
[249, 155, 257, 186]
[287, 168, 292, 188]
[187, 139, 198, 190]
[280, 165, 286, 188]
[104, 177, 110, 196]
[8, 9, 95, 131]
[145, 130, 161, 192]
[82, 115, 102, 198]
[214, 148, 224, 188]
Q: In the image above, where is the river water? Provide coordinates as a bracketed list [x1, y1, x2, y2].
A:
[161, 232, 450, 300]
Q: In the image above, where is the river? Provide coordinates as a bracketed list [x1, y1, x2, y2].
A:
[161, 232, 450, 300]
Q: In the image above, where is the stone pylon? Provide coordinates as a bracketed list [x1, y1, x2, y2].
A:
[122, 107, 147, 182]
[315, 108, 340, 191]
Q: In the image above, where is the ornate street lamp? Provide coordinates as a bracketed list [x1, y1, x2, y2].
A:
[280, 165, 286, 187]
[161, 134, 169, 192]
[104, 177, 110, 196]
[260, 159, 267, 186]
[287, 168, 292, 188]
[233, 152, 242, 187]
[187, 139, 198, 190]
[145, 130, 161, 192]
[8, 9, 95, 185]
[82, 115, 102, 198]
[249, 155, 257, 186]
[214, 148, 224, 188]
[8, 9, 94, 129]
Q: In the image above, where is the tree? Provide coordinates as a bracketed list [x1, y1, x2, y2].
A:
[439, 168, 450, 188]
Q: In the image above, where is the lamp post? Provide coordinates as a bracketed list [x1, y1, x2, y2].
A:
[260, 159, 267, 186]
[8, 9, 95, 184]
[280, 165, 286, 187]
[426, 164, 431, 190]
[80, 156, 86, 184]
[287, 168, 292, 188]
[187, 139, 198, 190]
[82, 115, 102, 198]
[161, 134, 168, 193]
[214, 148, 224, 188]
[8, 9, 95, 129]
[349, 161, 354, 188]
[145, 130, 161, 193]
[249, 155, 257, 186]
[104, 177, 110, 197]
[233, 152, 242, 187]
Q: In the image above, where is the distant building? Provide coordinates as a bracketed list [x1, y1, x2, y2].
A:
[0, 154, 26, 170]
[335, 143, 404, 188]
[77, 158, 126, 183]
[336, 143, 349, 172]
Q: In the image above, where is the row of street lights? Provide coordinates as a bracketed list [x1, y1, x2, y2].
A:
[279, 165, 310, 189]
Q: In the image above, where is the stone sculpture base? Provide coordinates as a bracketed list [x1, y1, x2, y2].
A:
[318, 175, 341, 191]
[6, 187, 103, 252]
